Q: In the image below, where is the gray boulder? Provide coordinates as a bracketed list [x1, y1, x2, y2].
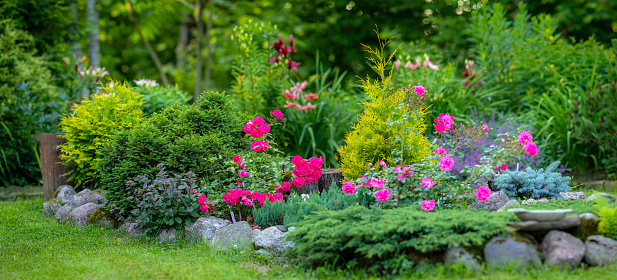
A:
[484, 233, 541, 268]
[275, 225, 287, 232]
[43, 199, 62, 217]
[444, 246, 481, 270]
[68, 203, 99, 227]
[121, 222, 145, 236]
[586, 193, 616, 203]
[579, 213, 599, 239]
[256, 249, 274, 257]
[158, 228, 178, 242]
[255, 226, 295, 254]
[211, 221, 252, 250]
[55, 204, 73, 223]
[88, 208, 116, 228]
[585, 235, 617, 266]
[541, 230, 585, 269]
[67, 192, 105, 208]
[468, 191, 509, 212]
[184, 216, 231, 243]
[559, 192, 585, 200]
[497, 200, 521, 212]
[77, 189, 91, 195]
[56, 185, 76, 204]
[252, 229, 261, 244]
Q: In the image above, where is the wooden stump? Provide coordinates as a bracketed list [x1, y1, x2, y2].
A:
[295, 168, 343, 195]
[39, 133, 71, 200]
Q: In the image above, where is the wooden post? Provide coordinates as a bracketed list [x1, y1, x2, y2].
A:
[39, 133, 71, 200]
[295, 168, 343, 195]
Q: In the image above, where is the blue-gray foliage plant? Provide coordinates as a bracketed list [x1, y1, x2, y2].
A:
[495, 161, 571, 199]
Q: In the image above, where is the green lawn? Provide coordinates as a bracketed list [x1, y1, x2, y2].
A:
[2, 198, 617, 280]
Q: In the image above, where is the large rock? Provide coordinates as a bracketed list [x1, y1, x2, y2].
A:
[255, 226, 295, 254]
[444, 246, 481, 270]
[55, 204, 73, 223]
[67, 192, 105, 208]
[211, 221, 252, 250]
[578, 213, 599, 239]
[184, 216, 231, 243]
[484, 233, 541, 268]
[158, 228, 178, 242]
[88, 208, 117, 228]
[508, 214, 580, 232]
[43, 199, 62, 217]
[559, 192, 585, 200]
[585, 235, 617, 266]
[252, 229, 261, 244]
[56, 185, 76, 204]
[541, 230, 585, 269]
[585, 193, 616, 203]
[68, 203, 99, 227]
[121, 222, 145, 236]
[497, 200, 520, 212]
[468, 191, 509, 212]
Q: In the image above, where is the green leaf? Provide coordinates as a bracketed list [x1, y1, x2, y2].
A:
[175, 217, 182, 224]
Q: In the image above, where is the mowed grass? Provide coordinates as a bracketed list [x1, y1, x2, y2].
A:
[2, 197, 617, 280]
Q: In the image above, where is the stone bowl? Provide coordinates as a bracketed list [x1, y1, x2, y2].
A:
[507, 208, 573, 222]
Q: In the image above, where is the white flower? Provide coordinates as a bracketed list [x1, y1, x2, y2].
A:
[134, 78, 158, 87]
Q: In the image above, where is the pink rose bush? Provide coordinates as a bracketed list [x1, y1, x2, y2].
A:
[244, 116, 271, 138]
[435, 113, 455, 133]
[250, 140, 270, 153]
[421, 200, 435, 212]
[290, 156, 324, 187]
[475, 186, 491, 202]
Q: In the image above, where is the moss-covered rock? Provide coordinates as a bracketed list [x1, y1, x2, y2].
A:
[88, 208, 117, 228]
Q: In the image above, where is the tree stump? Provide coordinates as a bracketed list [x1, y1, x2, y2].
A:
[295, 169, 343, 195]
[39, 133, 71, 200]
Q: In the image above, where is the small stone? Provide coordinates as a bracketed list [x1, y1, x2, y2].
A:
[497, 200, 521, 212]
[55, 204, 73, 223]
[56, 185, 76, 204]
[537, 198, 549, 203]
[484, 233, 541, 268]
[541, 230, 585, 269]
[445, 246, 480, 270]
[184, 216, 231, 243]
[256, 249, 273, 257]
[287, 226, 296, 232]
[121, 222, 145, 236]
[158, 228, 178, 242]
[585, 235, 617, 266]
[468, 191, 509, 212]
[275, 225, 287, 232]
[559, 192, 585, 200]
[68, 203, 100, 227]
[585, 193, 616, 203]
[211, 221, 252, 250]
[524, 198, 537, 205]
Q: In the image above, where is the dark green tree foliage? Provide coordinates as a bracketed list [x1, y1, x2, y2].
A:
[286, 206, 514, 274]
[99, 91, 247, 214]
[495, 161, 571, 200]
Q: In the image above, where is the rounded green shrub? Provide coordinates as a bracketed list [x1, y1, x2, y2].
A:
[59, 82, 144, 189]
[98, 91, 247, 214]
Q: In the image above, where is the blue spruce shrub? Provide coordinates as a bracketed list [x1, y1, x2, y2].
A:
[495, 161, 571, 199]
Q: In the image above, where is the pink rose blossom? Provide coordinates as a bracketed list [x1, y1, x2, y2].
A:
[233, 156, 241, 163]
[342, 182, 357, 195]
[241, 196, 254, 207]
[370, 178, 385, 189]
[375, 188, 390, 202]
[421, 200, 436, 212]
[276, 181, 291, 193]
[358, 175, 370, 188]
[439, 155, 455, 171]
[271, 110, 284, 119]
[291, 176, 306, 187]
[238, 170, 249, 177]
[483, 124, 488, 132]
[394, 60, 400, 71]
[524, 142, 538, 157]
[251, 140, 269, 153]
[198, 195, 207, 205]
[379, 160, 386, 166]
[421, 177, 435, 189]
[434, 147, 447, 155]
[518, 131, 533, 146]
[413, 85, 426, 96]
[476, 186, 491, 201]
[291, 155, 303, 165]
[395, 166, 401, 173]
[500, 164, 508, 171]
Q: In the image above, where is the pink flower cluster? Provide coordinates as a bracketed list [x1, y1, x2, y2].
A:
[250, 140, 269, 153]
[283, 81, 319, 111]
[518, 131, 538, 157]
[434, 147, 447, 155]
[413, 85, 426, 96]
[223, 189, 283, 207]
[395, 57, 440, 71]
[434, 113, 455, 133]
[342, 181, 357, 195]
[275, 181, 291, 193]
[394, 165, 414, 181]
[421, 177, 435, 189]
[475, 186, 491, 202]
[233, 156, 248, 175]
[421, 200, 435, 212]
[439, 155, 454, 172]
[375, 188, 390, 202]
[270, 110, 285, 122]
[244, 116, 271, 138]
[198, 195, 215, 212]
[290, 156, 323, 187]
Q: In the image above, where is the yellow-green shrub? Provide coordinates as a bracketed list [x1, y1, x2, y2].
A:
[59, 82, 144, 188]
[338, 39, 431, 179]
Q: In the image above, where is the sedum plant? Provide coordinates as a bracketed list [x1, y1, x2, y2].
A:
[59, 82, 144, 188]
[494, 161, 571, 199]
[338, 34, 431, 179]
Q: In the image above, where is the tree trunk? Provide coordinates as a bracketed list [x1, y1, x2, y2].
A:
[203, 9, 213, 92]
[295, 169, 343, 195]
[86, 0, 100, 69]
[125, 0, 170, 87]
[39, 133, 72, 200]
[70, 0, 83, 62]
[176, 12, 190, 71]
[193, 0, 205, 104]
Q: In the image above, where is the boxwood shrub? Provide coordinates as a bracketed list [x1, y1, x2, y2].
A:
[98, 91, 247, 215]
